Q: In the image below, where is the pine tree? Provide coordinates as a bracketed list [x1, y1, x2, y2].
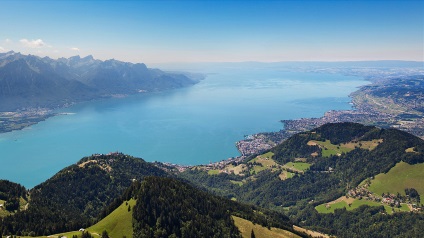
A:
[101, 230, 109, 238]
[251, 229, 256, 238]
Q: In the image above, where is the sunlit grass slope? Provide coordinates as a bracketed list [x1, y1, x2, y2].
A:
[55, 198, 136, 238]
[232, 216, 300, 238]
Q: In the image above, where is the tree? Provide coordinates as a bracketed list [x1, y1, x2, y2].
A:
[81, 231, 93, 238]
[251, 229, 256, 238]
[101, 230, 109, 238]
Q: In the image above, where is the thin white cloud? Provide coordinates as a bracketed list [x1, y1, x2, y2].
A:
[20, 38, 46, 48]
[70, 47, 80, 52]
[0, 46, 5, 52]
[4, 39, 12, 44]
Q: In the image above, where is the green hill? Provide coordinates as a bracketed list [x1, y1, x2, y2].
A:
[57, 199, 136, 238]
[179, 122, 424, 237]
[368, 161, 424, 197]
[132, 176, 304, 238]
[55, 176, 306, 238]
[87, 198, 136, 238]
[0, 153, 168, 236]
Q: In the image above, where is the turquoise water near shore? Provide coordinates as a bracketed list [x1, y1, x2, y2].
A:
[0, 67, 367, 188]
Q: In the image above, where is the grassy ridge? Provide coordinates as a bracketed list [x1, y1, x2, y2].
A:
[368, 161, 424, 196]
[283, 162, 311, 172]
[232, 216, 300, 238]
[56, 199, 136, 238]
[309, 140, 353, 157]
[87, 198, 136, 238]
[315, 197, 409, 214]
[309, 139, 381, 157]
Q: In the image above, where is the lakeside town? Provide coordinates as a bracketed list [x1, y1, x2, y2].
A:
[0, 108, 54, 134]
[166, 68, 424, 173]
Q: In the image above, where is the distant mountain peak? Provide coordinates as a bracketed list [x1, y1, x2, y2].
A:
[69, 55, 81, 60]
[0, 50, 19, 60]
[82, 55, 94, 60]
[0, 51, 199, 111]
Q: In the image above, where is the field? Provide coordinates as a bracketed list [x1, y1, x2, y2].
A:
[207, 169, 220, 175]
[248, 152, 279, 173]
[54, 199, 136, 238]
[229, 164, 247, 175]
[309, 139, 382, 157]
[279, 170, 295, 180]
[405, 147, 417, 153]
[341, 139, 382, 150]
[283, 162, 311, 172]
[206, 151, 305, 180]
[293, 226, 330, 238]
[368, 161, 424, 196]
[315, 200, 349, 213]
[309, 140, 353, 157]
[232, 216, 300, 238]
[315, 196, 409, 215]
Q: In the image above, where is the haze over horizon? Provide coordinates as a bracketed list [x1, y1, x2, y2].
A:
[1, 0, 423, 64]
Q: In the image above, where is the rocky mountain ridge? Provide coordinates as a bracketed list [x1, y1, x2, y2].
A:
[0, 51, 199, 111]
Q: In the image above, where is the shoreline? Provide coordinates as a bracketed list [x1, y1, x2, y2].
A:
[163, 72, 424, 172]
[2, 69, 423, 176]
[0, 109, 56, 134]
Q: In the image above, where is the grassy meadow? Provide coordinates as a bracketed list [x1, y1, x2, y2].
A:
[309, 139, 381, 157]
[283, 162, 311, 172]
[232, 216, 300, 238]
[315, 197, 410, 215]
[368, 161, 424, 196]
[54, 198, 136, 238]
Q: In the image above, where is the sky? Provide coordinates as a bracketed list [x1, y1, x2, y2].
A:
[0, 0, 423, 63]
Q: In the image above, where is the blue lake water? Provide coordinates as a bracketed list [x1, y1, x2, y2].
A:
[0, 67, 367, 188]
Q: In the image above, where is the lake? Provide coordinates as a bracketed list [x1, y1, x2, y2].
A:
[0, 65, 367, 188]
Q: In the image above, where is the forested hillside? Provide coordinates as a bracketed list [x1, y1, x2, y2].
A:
[180, 123, 424, 237]
[0, 153, 167, 236]
[0, 180, 27, 214]
[132, 176, 303, 238]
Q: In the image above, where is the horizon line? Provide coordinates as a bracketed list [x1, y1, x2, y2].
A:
[2, 50, 423, 65]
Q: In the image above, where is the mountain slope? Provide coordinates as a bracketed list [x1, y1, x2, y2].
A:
[178, 122, 424, 237]
[55, 199, 136, 238]
[0, 153, 167, 236]
[55, 177, 304, 238]
[132, 176, 303, 238]
[0, 51, 199, 111]
[235, 123, 424, 208]
[0, 180, 28, 217]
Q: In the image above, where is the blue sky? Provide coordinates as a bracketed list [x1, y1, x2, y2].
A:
[0, 0, 423, 63]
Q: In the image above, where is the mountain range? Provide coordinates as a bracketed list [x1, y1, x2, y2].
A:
[0, 51, 200, 111]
